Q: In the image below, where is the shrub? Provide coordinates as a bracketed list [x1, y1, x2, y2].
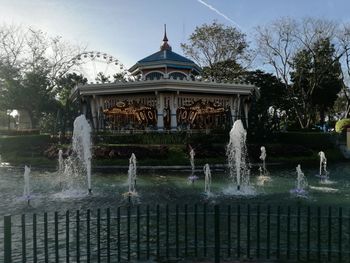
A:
[272, 132, 334, 149]
[0, 129, 40, 136]
[93, 132, 229, 145]
[94, 145, 169, 159]
[335, 119, 350, 133]
[0, 135, 51, 155]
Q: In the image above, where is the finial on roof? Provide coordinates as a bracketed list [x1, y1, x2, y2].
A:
[160, 24, 172, 51]
[163, 24, 168, 42]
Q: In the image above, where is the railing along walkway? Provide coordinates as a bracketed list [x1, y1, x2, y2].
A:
[1, 204, 350, 262]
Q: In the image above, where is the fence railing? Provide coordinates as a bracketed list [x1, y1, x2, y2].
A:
[1, 204, 350, 262]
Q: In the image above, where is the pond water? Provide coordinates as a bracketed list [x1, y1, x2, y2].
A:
[1, 162, 350, 216]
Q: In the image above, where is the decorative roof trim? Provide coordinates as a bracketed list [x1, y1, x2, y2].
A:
[70, 78, 257, 100]
[129, 60, 201, 74]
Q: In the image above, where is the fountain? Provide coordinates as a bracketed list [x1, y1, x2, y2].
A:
[188, 146, 198, 183]
[23, 165, 31, 204]
[290, 164, 308, 196]
[203, 163, 212, 195]
[126, 153, 137, 196]
[257, 146, 271, 185]
[72, 114, 92, 193]
[259, 146, 267, 175]
[225, 120, 254, 194]
[316, 151, 334, 185]
[318, 151, 328, 177]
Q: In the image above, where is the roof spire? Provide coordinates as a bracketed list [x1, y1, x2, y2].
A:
[160, 24, 172, 51]
[163, 24, 168, 42]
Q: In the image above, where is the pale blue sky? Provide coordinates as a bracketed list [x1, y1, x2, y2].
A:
[1, 0, 350, 68]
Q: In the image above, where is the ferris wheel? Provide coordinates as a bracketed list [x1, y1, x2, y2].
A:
[70, 51, 130, 83]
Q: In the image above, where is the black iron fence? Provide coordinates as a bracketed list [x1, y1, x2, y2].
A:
[1, 204, 350, 262]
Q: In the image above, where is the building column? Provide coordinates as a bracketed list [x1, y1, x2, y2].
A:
[236, 95, 241, 120]
[230, 96, 236, 124]
[230, 95, 241, 123]
[98, 97, 105, 129]
[244, 99, 249, 128]
[81, 98, 88, 118]
[169, 94, 178, 131]
[156, 93, 164, 131]
[90, 96, 98, 129]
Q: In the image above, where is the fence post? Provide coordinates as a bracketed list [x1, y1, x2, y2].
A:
[4, 215, 11, 263]
[33, 213, 37, 263]
[86, 210, 90, 263]
[54, 212, 59, 263]
[328, 206, 332, 261]
[214, 205, 220, 263]
[65, 210, 70, 263]
[76, 210, 80, 263]
[106, 208, 110, 263]
[21, 214, 26, 263]
[44, 212, 48, 263]
[97, 209, 101, 263]
[338, 207, 342, 262]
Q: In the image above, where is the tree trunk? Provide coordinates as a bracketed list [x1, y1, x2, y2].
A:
[346, 104, 350, 118]
[320, 108, 325, 127]
[27, 110, 35, 129]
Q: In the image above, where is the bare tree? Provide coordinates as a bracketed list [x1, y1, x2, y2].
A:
[256, 17, 344, 128]
[256, 17, 298, 85]
[0, 25, 84, 88]
[0, 24, 25, 67]
[0, 24, 84, 128]
[255, 17, 305, 126]
[338, 24, 350, 117]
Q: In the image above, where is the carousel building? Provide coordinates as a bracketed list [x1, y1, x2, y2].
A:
[71, 29, 257, 132]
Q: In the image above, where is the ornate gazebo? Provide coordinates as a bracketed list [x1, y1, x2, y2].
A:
[71, 29, 257, 132]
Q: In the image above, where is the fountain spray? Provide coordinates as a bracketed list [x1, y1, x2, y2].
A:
[318, 151, 328, 177]
[203, 163, 212, 194]
[296, 164, 308, 193]
[190, 147, 195, 176]
[226, 120, 250, 191]
[23, 165, 31, 205]
[188, 146, 198, 183]
[127, 153, 137, 194]
[72, 115, 92, 194]
[259, 146, 267, 176]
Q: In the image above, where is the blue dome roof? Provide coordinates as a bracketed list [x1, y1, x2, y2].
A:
[138, 49, 195, 64]
[129, 27, 201, 75]
[129, 49, 201, 74]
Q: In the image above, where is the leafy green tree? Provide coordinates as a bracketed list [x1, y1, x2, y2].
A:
[246, 70, 291, 140]
[113, 72, 128, 82]
[290, 38, 343, 127]
[0, 110, 9, 129]
[56, 73, 87, 134]
[0, 24, 82, 129]
[256, 17, 343, 129]
[181, 21, 249, 72]
[95, 72, 109, 83]
[202, 59, 243, 80]
[0, 64, 58, 128]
